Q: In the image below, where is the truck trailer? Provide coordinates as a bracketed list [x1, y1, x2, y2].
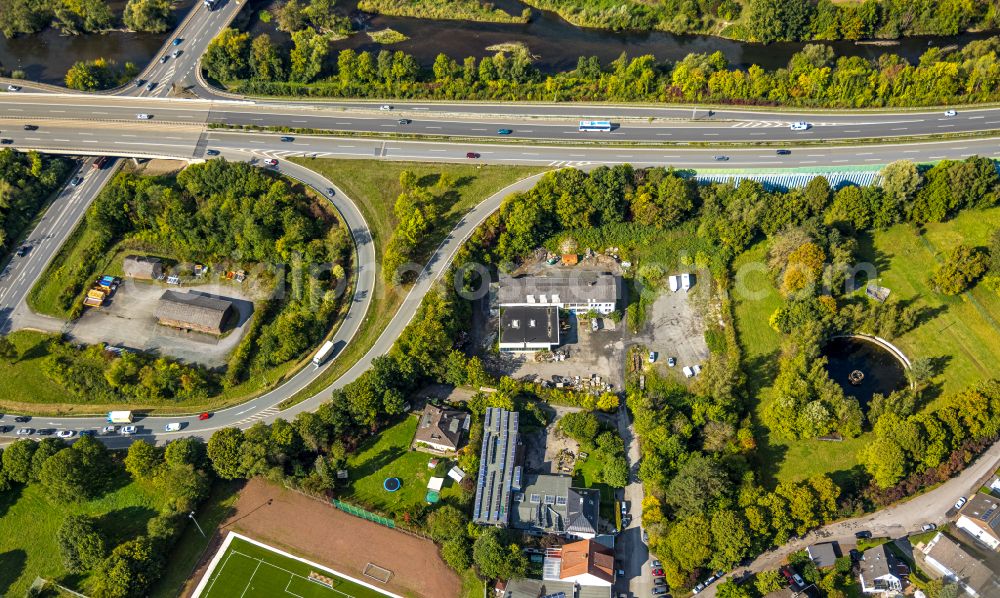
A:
[312, 341, 335, 367]
[107, 411, 133, 424]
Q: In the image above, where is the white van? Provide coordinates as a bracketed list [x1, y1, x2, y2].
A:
[164, 422, 183, 432]
[789, 121, 810, 131]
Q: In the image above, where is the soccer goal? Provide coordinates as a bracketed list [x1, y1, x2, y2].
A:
[362, 563, 393, 584]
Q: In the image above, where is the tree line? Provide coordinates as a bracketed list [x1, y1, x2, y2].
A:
[0, 150, 70, 254]
[0, 0, 172, 38]
[0, 435, 212, 597]
[516, 0, 998, 42]
[199, 32, 1000, 109]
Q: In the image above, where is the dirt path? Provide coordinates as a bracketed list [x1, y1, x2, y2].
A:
[186, 478, 461, 598]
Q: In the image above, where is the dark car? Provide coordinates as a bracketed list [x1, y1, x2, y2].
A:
[497, 128, 513, 135]
[206, 149, 220, 156]
[327, 188, 336, 196]
[855, 530, 872, 539]
[36, 428, 55, 436]
[135, 79, 145, 87]
[0, 138, 12, 145]
[14, 416, 30, 422]
[849, 549, 862, 562]
[78, 429, 95, 437]
[776, 149, 791, 155]
[23, 124, 37, 131]
[198, 412, 212, 420]
[15, 245, 30, 257]
[466, 152, 480, 159]
[398, 118, 411, 125]
[146, 81, 157, 91]
[280, 136, 294, 142]
[713, 155, 729, 161]
[71, 175, 83, 186]
[0, 425, 12, 433]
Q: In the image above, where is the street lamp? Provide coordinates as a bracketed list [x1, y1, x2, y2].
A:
[189, 511, 206, 538]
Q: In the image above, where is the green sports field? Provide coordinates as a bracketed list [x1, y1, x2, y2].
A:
[199, 535, 391, 598]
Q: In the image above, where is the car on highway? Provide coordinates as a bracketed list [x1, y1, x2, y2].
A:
[944, 109, 957, 116]
[78, 430, 95, 437]
[7, 84, 21, 92]
[206, 149, 220, 156]
[466, 152, 480, 159]
[921, 523, 937, 531]
[667, 356, 676, 367]
[136, 113, 152, 120]
[16, 428, 33, 435]
[135, 79, 145, 87]
[14, 416, 30, 422]
[955, 496, 967, 510]
[497, 128, 513, 135]
[379, 105, 393, 111]
[120, 425, 138, 436]
[159, 55, 169, 63]
[713, 155, 729, 161]
[327, 188, 336, 196]
[102, 425, 118, 435]
[172, 38, 183, 45]
[0, 138, 11, 145]
[56, 430, 75, 438]
[855, 530, 872, 539]
[280, 136, 294, 142]
[398, 118, 411, 125]
[198, 412, 212, 420]
[776, 149, 791, 155]
[172, 50, 182, 58]
[263, 158, 278, 167]
[164, 422, 183, 432]
[0, 425, 12, 434]
[146, 81, 157, 91]
[15, 245, 30, 257]
[790, 121, 811, 131]
[23, 124, 37, 131]
[71, 175, 83, 186]
[36, 429, 54, 436]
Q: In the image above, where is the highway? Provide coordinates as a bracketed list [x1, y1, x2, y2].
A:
[4, 94, 1000, 144]
[0, 158, 120, 335]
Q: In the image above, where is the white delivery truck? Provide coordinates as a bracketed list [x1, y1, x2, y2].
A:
[107, 410, 134, 424]
[164, 422, 183, 432]
[312, 341, 335, 367]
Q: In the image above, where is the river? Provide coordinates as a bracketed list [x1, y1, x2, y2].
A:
[2, 0, 997, 85]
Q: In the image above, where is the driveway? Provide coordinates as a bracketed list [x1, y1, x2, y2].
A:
[700, 441, 1000, 597]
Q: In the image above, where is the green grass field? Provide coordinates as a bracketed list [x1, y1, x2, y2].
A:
[200, 536, 388, 598]
[0, 475, 171, 597]
[733, 208, 1000, 485]
[339, 416, 462, 515]
[855, 207, 1000, 399]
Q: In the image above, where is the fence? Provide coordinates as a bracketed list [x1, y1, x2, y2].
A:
[331, 499, 396, 529]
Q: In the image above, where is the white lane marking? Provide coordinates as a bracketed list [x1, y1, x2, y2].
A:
[891, 127, 908, 131]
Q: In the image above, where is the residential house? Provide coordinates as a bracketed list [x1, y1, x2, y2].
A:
[413, 404, 470, 453]
[548, 540, 615, 587]
[916, 532, 1000, 597]
[511, 473, 600, 539]
[859, 545, 904, 594]
[957, 494, 1000, 551]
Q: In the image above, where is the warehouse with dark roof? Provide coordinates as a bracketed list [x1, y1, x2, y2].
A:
[156, 290, 233, 335]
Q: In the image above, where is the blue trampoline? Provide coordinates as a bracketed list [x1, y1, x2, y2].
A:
[383, 477, 401, 492]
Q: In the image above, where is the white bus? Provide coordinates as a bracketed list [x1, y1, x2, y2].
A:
[579, 120, 612, 132]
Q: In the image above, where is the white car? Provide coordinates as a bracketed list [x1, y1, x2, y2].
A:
[955, 496, 967, 510]
[379, 105, 393, 111]
[648, 351, 657, 363]
[102, 425, 118, 435]
[789, 121, 811, 131]
[120, 425, 138, 436]
[7, 84, 21, 92]
[263, 158, 278, 166]
[56, 430, 75, 438]
[16, 428, 33, 435]
[944, 109, 957, 117]
[136, 113, 152, 120]
[164, 422, 183, 432]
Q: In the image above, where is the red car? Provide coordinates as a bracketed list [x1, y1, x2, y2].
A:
[466, 152, 480, 159]
[198, 412, 212, 421]
[652, 568, 664, 577]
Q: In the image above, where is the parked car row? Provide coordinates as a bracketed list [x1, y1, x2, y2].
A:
[0, 412, 211, 437]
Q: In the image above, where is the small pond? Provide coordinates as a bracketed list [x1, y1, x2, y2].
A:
[822, 336, 907, 410]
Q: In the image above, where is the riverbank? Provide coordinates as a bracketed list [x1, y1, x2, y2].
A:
[357, 0, 529, 24]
